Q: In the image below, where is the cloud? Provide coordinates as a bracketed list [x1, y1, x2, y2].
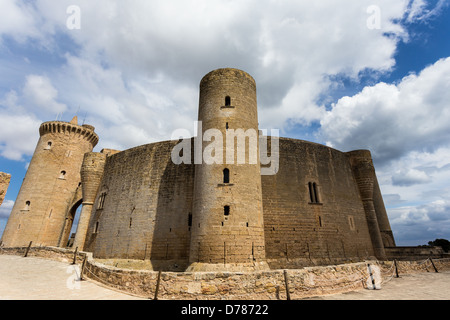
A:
[389, 199, 450, 245]
[0, 200, 14, 219]
[320, 57, 450, 165]
[23, 0, 412, 133]
[392, 168, 432, 187]
[405, 0, 449, 23]
[23, 75, 67, 114]
[0, 110, 41, 161]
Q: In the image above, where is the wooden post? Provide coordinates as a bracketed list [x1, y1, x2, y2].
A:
[80, 255, 87, 281]
[224, 242, 226, 266]
[72, 247, 78, 265]
[24, 241, 32, 257]
[429, 258, 439, 273]
[367, 264, 377, 290]
[283, 270, 291, 300]
[394, 259, 400, 278]
[154, 271, 162, 300]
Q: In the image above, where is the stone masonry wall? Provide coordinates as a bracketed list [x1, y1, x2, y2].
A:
[82, 136, 385, 271]
[84, 140, 195, 271]
[262, 138, 376, 269]
[0, 172, 11, 207]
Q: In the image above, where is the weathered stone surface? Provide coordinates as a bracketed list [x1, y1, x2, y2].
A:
[0, 118, 98, 247]
[0, 172, 11, 207]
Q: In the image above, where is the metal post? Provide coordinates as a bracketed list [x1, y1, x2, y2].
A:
[24, 241, 32, 257]
[283, 270, 291, 300]
[394, 259, 399, 278]
[154, 270, 162, 300]
[224, 242, 226, 265]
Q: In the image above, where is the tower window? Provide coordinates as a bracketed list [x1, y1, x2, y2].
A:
[224, 206, 230, 216]
[308, 182, 320, 204]
[188, 213, 192, 227]
[225, 96, 231, 107]
[24, 201, 31, 211]
[94, 221, 99, 234]
[98, 192, 107, 209]
[59, 171, 67, 179]
[45, 141, 52, 150]
[223, 168, 230, 184]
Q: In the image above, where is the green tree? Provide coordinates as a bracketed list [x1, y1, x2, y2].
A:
[427, 239, 450, 253]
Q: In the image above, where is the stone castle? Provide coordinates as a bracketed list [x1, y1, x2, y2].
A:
[0, 68, 397, 271]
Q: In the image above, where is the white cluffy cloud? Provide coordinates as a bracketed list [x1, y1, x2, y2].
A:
[1, 0, 415, 159]
[321, 57, 450, 245]
[321, 57, 450, 165]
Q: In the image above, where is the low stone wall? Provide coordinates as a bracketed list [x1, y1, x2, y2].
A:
[1, 246, 449, 300]
[386, 246, 446, 261]
[0, 246, 86, 264]
[79, 257, 450, 300]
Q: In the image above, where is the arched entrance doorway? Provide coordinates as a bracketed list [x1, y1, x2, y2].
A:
[59, 199, 83, 248]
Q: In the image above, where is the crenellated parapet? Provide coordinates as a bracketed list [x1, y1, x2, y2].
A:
[39, 121, 99, 148]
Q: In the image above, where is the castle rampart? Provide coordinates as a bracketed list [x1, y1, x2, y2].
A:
[1, 68, 398, 272]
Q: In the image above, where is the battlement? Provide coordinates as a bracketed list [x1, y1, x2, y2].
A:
[39, 121, 99, 148]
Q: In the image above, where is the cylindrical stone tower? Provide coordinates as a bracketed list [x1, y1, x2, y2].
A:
[1, 117, 98, 247]
[188, 68, 268, 271]
[72, 151, 107, 250]
[347, 150, 387, 260]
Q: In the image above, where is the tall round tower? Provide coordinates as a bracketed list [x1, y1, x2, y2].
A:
[1, 117, 98, 247]
[188, 68, 268, 271]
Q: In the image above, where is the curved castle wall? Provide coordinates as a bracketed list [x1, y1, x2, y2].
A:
[84, 140, 195, 271]
[262, 139, 379, 268]
[82, 136, 392, 270]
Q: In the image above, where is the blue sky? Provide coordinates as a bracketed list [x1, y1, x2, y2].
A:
[1, 0, 450, 246]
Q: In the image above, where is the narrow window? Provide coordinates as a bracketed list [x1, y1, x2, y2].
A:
[348, 216, 356, 231]
[313, 183, 319, 203]
[225, 96, 231, 107]
[24, 201, 31, 211]
[318, 216, 322, 227]
[59, 171, 66, 179]
[308, 182, 314, 203]
[226, 122, 229, 130]
[45, 141, 52, 150]
[223, 168, 230, 184]
[94, 221, 99, 234]
[188, 213, 192, 227]
[224, 205, 230, 216]
[129, 218, 133, 228]
[308, 182, 320, 204]
[98, 193, 107, 209]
